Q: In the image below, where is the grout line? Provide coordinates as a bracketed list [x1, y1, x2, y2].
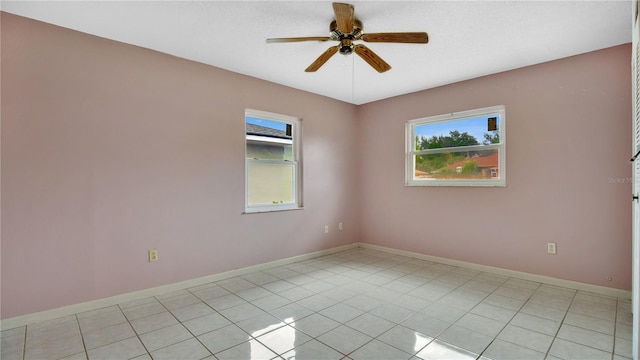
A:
[612, 296, 618, 360]
[21, 325, 26, 360]
[74, 314, 88, 360]
[118, 300, 157, 359]
[544, 287, 577, 360]
[475, 277, 539, 359]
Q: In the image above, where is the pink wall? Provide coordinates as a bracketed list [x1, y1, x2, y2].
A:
[1, 12, 632, 319]
[356, 44, 632, 290]
[1, 13, 359, 319]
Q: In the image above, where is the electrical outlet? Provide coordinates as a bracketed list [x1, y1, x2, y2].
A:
[149, 249, 158, 262]
[338, 222, 343, 231]
[547, 243, 557, 254]
[324, 225, 329, 234]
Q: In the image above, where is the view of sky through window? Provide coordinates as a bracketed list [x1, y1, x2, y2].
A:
[246, 117, 287, 131]
[415, 115, 500, 144]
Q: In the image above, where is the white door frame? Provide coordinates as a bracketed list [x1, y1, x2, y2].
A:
[632, 2, 639, 359]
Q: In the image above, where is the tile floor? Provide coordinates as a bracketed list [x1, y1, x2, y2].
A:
[0, 248, 634, 360]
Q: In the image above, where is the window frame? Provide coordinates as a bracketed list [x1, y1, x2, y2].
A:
[245, 109, 303, 213]
[405, 105, 506, 187]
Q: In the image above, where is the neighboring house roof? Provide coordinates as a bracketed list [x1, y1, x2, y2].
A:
[446, 152, 499, 170]
[246, 123, 291, 140]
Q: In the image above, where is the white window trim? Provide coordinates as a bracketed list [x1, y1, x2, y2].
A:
[245, 109, 303, 213]
[405, 105, 506, 187]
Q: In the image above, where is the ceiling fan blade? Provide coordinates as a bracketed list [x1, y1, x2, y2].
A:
[333, 2, 354, 33]
[266, 36, 332, 43]
[354, 44, 391, 73]
[362, 32, 429, 43]
[305, 46, 339, 72]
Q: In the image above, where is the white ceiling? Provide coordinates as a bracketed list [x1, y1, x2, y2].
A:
[1, 1, 632, 105]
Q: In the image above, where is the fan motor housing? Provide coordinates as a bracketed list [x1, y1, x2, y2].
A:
[330, 19, 363, 40]
[330, 19, 362, 55]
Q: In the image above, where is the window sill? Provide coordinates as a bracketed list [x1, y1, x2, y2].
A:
[405, 181, 506, 187]
[243, 206, 304, 214]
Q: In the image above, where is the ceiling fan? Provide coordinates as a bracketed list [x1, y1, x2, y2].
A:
[266, 2, 429, 73]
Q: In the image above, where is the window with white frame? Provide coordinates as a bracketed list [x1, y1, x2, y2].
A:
[406, 105, 506, 187]
[245, 109, 302, 212]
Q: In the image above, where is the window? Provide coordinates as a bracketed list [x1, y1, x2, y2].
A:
[406, 105, 506, 187]
[245, 109, 302, 212]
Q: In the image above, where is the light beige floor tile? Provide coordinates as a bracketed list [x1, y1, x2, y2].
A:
[219, 302, 266, 323]
[1, 350, 24, 360]
[198, 324, 251, 354]
[83, 322, 136, 350]
[369, 303, 416, 323]
[415, 339, 478, 360]
[556, 324, 613, 352]
[289, 313, 340, 338]
[346, 313, 395, 338]
[139, 323, 193, 352]
[204, 294, 247, 311]
[481, 293, 526, 311]
[563, 311, 615, 335]
[496, 324, 553, 353]
[78, 308, 127, 334]
[121, 300, 166, 321]
[60, 351, 87, 360]
[319, 303, 365, 323]
[548, 338, 612, 360]
[614, 337, 633, 359]
[150, 338, 212, 360]
[282, 339, 343, 360]
[401, 313, 449, 337]
[170, 301, 215, 322]
[235, 286, 274, 302]
[350, 339, 412, 360]
[316, 325, 372, 355]
[235, 313, 287, 337]
[182, 311, 232, 336]
[520, 302, 567, 322]
[377, 325, 433, 355]
[87, 337, 147, 360]
[481, 339, 545, 360]
[437, 325, 493, 354]
[1, 327, 25, 357]
[255, 325, 312, 355]
[454, 313, 506, 337]
[470, 303, 517, 323]
[296, 293, 339, 312]
[216, 339, 278, 360]
[190, 284, 231, 301]
[130, 311, 179, 335]
[342, 294, 385, 312]
[241, 271, 280, 286]
[25, 333, 84, 360]
[269, 302, 314, 324]
[251, 293, 292, 311]
[509, 313, 560, 336]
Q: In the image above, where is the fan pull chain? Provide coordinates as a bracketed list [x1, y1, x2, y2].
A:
[351, 53, 355, 104]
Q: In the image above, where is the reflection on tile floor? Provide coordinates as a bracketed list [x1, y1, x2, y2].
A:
[1, 248, 634, 359]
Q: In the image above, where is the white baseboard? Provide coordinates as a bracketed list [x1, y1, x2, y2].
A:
[2, 241, 631, 330]
[357, 243, 632, 300]
[0, 243, 358, 330]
